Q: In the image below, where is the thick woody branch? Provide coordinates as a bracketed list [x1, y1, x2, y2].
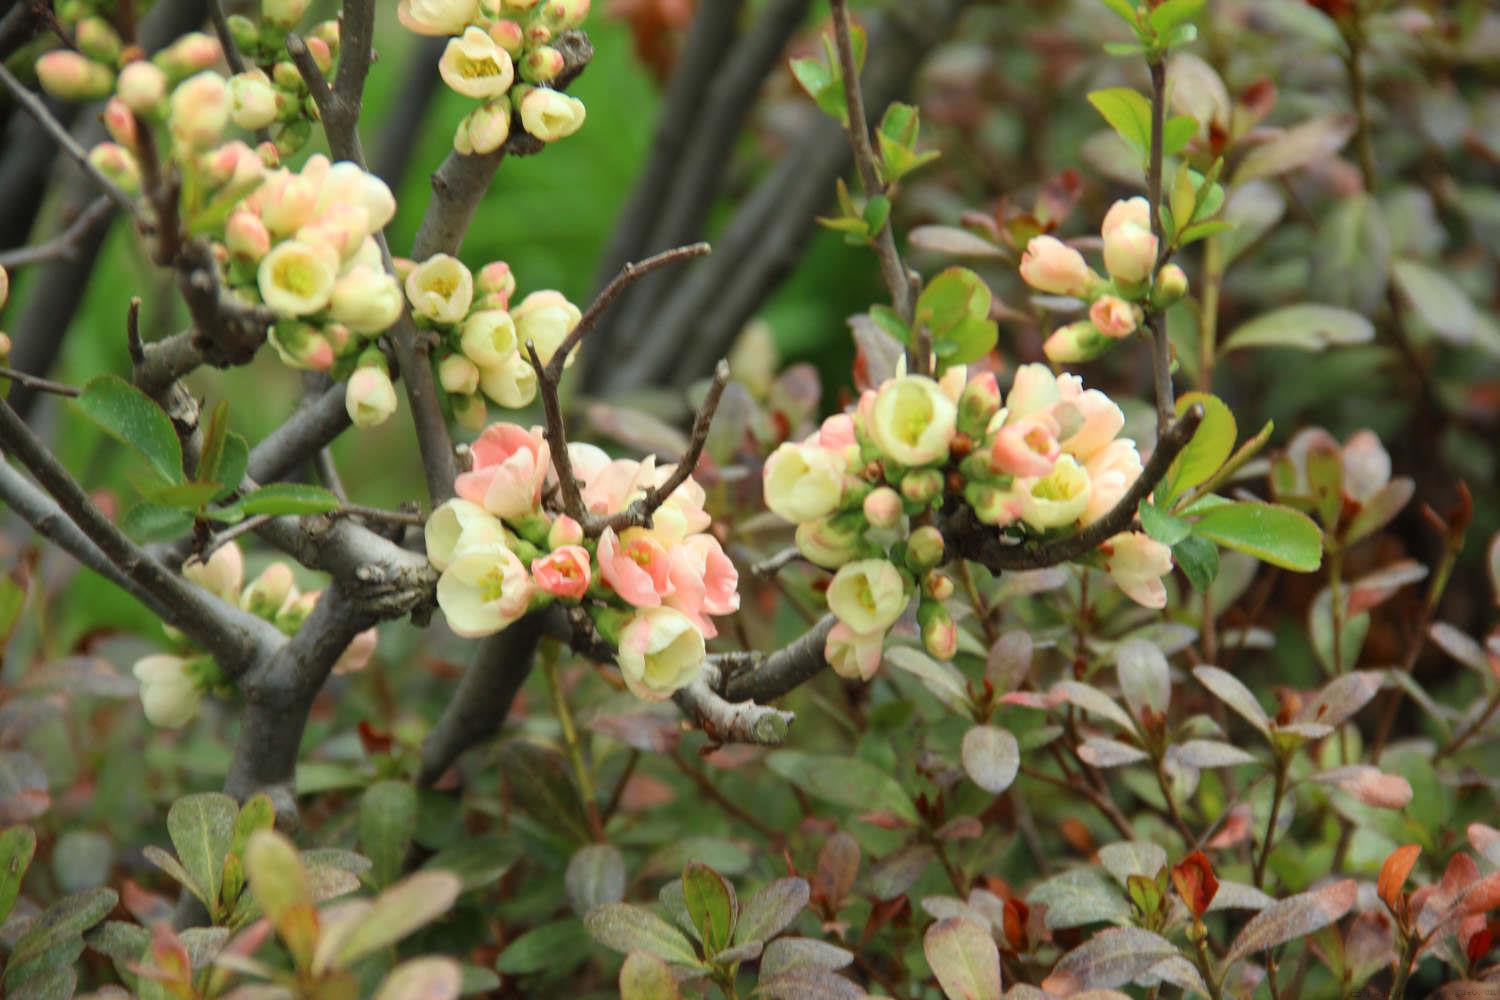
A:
[719, 614, 838, 703]
[674, 666, 796, 746]
[0, 398, 283, 671]
[417, 610, 550, 786]
[252, 512, 438, 622]
[943, 406, 1204, 572]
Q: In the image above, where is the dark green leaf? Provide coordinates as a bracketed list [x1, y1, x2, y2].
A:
[360, 781, 418, 890]
[734, 878, 810, 946]
[120, 503, 194, 544]
[0, 825, 37, 924]
[4, 887, 117, 985]
[213, 432, 249, 502]
[496, 741, 592, 845]
[766, 751, 918, 823]
[1173, 534, 1220, 591]
[73, 375, 183, 486]
[197, 400, 231, 488]
[167, 793, 237, 919]
[682, 862, 736, 957]
[495, 919, 591, 975]
[142, 481, 225, 510]
[1139, 501, 1192, 547]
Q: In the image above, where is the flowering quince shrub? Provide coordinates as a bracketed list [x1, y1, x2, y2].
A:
[4, 0, 1500, 999]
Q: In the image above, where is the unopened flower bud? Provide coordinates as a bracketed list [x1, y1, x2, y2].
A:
[117, 61, 168, 114]
[454, 99, 512, 156]
[453, 392, 488, 430]
[170, 72, 231, 150]
[88, 142, 141, 193]
[919, 600, 958, 660]
[304, 36, 333, 75]
[102, 98, 138, 149]
[439, 353, 481, 395]
[548, 514, 584, 549]
[795, 513, 865, 570]
[227, 14, 260, 53]
[182, 542, 245, 603]
[957, 371, 1002, 438]
[541, 0, 591, 29]
[262, 0, 311, 28]
[37, 51, 114, 102]
[329, 266, 404, 334]
[923, 570, 955, 601]
[521, 45, 565, 83]
[275, 590, 319, 633]
[1019, 235, 1093, 298]
[1153, 263, 1189, 309]
[310, 20, 341, 54]
[900, 468, 943, 506]
[133, 655, 205, 728]
[269, 321, 335, 371]
[488, 19, 526, 54]
[477, 261, 516, 301]
[512, 290, 581, 367]
[517, 87, 587, 142]
[76, 17, 124, 64]
[155, 32, 224, 80]
[1043, 320, 1114, 365]
[346, 363, 399, 428]
[1102, 199, 1159, 288]
[241, 562, 296, 618]
[229, 71, 280, 131]
[863, 486, 903, 529]
[906, 525, 945, 571]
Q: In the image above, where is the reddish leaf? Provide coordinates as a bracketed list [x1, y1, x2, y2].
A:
[1378, 845, 1421, 914]
[1172, 852, 1220, 918]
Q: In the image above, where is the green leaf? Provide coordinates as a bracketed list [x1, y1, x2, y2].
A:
[1139, 501, 1192, 547]
[766, 751, 918, 823]
[73, 375, 183, 487]
[682, 862, 736, 957]
[495, 919, 591, 975]
[167, 793, 238, 919]
[197, 400, 231, 488]
[142, 480, 225, 510]
[1178, 219, 1235, 246]
[1149, 0, 1206, 37]
[734, 878, 810, 946]
[0, 825, 37, 925]
[619, 951, 680, 1000]
[585, 903, 701, 966]
[1096, 0, 1140, 28]
[862, 195, 891, 237]
[1165, 391, 1237, 501]
[3, 887, 117, 986]
[213, 432, 249, 501]
[1191, 501, 1323, 572]
[424, 835, 522, 892]
[869, 304, 911, 346]
[496, 741, 593, 845]
[1162, 114, 1198, 158]
[565, 844, 626, 917]
[1172, 534, 1220, 591]
[238, 483, 341, 517]
[1220, 304, 1374, 354]
[1392, 258, 1481, 346]
[915, 267, 998, 367]
[1088, 87, 1153, 158]
[360, 781, 418, 890]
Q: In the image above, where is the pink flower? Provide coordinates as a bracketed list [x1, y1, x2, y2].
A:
[333, 627, 378, 675]
[1082, 438, 1142, 525]
[579, 455, 655, 517]
[1104, 532, 1174, 609]
[598, 528, 672, 608]
[456, 423, 550, 520]
[532, 545, 592, 600]
[1056, 377, 1126, 462]
[989, 412, 1061, 478]
[665, 534, 740, 638]
[1019, 235, 1094, 297]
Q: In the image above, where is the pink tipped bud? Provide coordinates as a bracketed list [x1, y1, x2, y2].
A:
[262, 0, 312, 28]
[521, 45, 565, 83]
[900, 468, 943, 506]
[542, 0, 591, 29]
[310, 20, 341, 53]
[117, 61, 168, 114]
[488, 19, 526, 54]
[923, 570, 955, 601]
[525, 23, 552, 46]
[37, 51, 115, 102]
[1019, 235, 1093, 298]
[1153, 263, 1189, 309]
[229, 72, 280, 131]
[75, 17, 124, 64]
[346, 364, 399, 428]
[548, 514, 584, 549]
[1043, 320, 1114, 365]
[88, 142, 141, 193]
[225, 211, 272, 261]
[169, 72, 231, 151]
[241, 562, 296, 618]
[863, 486, 903, 529]
[1089, 295, 1141, 339]
[155, 32, 224, 79]
[102, 98, 139, 149]
[477, 261, 517, 300]
[305, 36, 334, 75]
[919, 600, 958, 660]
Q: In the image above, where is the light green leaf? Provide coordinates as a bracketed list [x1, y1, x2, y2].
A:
[1191, 501, 1323, 572]
[167, 793, 238, 918]
[585, 902, 701, 966]
[73, 375, 183, 486]
[1165, 391, 1237, 500]
[1088, 87, 1153, 158]
[238, 483, 341, 517]
[0, 825, 37, 924]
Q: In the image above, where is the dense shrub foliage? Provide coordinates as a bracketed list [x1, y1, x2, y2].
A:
[0, 1, 1498, 998]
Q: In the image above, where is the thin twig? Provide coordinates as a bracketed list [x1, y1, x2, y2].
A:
[1145, 57, 1174, 430]
[752, 547, 804, 578]
[206, 0, 250, 75]
[0, 61, 142, 220]
[0, 195, 112, 269]
[0, 365, 80, 398]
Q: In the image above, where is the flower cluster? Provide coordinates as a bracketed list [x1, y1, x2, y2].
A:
[762, 363, 1175, 680]
[132, 544, 376, 728]
[399, 0, 590, 154]
[399, 253, 581, 428]
[228, 155, 404, 425]
[426, 423, 740, 701]
[1019, 197, 1189, 364]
